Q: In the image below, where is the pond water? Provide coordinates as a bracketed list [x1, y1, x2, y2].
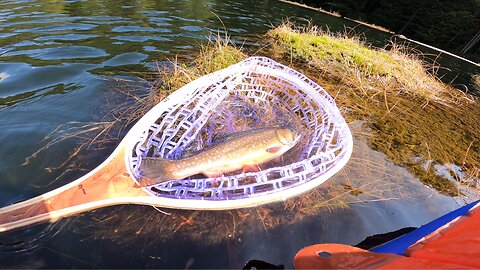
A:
[0, 0, 478, 268]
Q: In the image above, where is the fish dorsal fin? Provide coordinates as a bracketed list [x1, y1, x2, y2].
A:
[266, 146, 282, 153]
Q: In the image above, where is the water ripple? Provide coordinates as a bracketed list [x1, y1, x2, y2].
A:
[170, 16, 204, 23]
[111, 26, 170, 33]
[16, 23, 97, 33]
[2, 17, 75, 28]
[142, 10, 169, 16]
[112, 35, 172, 42]
[12, 40, 41, 47]
[5, 46, 109, 60]
[180, 25, 203, 32]
[0, 33, 17, 38]
[34, 34, 98, 41]
[102, 52, 148, 67]
[0, 62, 97, 99]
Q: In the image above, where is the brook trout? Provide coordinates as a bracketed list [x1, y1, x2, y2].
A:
[137, 127, 300, 187]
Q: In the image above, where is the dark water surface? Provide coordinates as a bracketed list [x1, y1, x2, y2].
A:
[0, 0, 478, 268]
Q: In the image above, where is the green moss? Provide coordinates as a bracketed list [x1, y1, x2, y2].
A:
[267, 23, 464, 102]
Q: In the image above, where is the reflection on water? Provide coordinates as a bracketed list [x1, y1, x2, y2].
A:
[0, 0, 478, 268]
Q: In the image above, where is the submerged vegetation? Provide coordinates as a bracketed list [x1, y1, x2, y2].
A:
[267, 22, 480, 196]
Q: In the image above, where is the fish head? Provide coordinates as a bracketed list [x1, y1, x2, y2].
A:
[275, 127, 301, 148]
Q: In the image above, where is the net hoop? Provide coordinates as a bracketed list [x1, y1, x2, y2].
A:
[124, 57, 353, 210]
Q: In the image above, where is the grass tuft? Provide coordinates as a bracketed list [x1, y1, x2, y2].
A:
[474, 74, 480, 92]
[151, 34, 247, 106]
[267, 22, 471, 104]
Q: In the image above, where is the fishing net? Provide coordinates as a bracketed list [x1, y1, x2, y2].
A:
[127, 57, 352, 208]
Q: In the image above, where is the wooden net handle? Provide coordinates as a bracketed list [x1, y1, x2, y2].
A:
[0, 147, 149, 232]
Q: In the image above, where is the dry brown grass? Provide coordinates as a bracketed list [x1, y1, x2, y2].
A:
[474, 74, 480, 92]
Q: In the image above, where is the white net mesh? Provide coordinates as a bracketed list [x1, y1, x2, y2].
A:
[128, 57, 352, 203]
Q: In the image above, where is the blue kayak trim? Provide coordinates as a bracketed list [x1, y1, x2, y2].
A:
[370, 199, 480, 255]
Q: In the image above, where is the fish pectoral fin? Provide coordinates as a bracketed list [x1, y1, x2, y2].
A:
[266, 146, 282, 153]
[272, 156, 283, 163]
[203, 171, 223, 178]
[242, 164, 261, 172]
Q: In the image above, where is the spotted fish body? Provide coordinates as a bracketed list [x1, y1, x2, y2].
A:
[137, 127, 300, 187]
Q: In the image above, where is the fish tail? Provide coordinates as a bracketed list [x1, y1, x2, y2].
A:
[136, 157, 174, 187]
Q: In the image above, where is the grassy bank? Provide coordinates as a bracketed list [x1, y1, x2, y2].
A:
[267, 22, 470, 104]
[282, 0, 480, 63]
